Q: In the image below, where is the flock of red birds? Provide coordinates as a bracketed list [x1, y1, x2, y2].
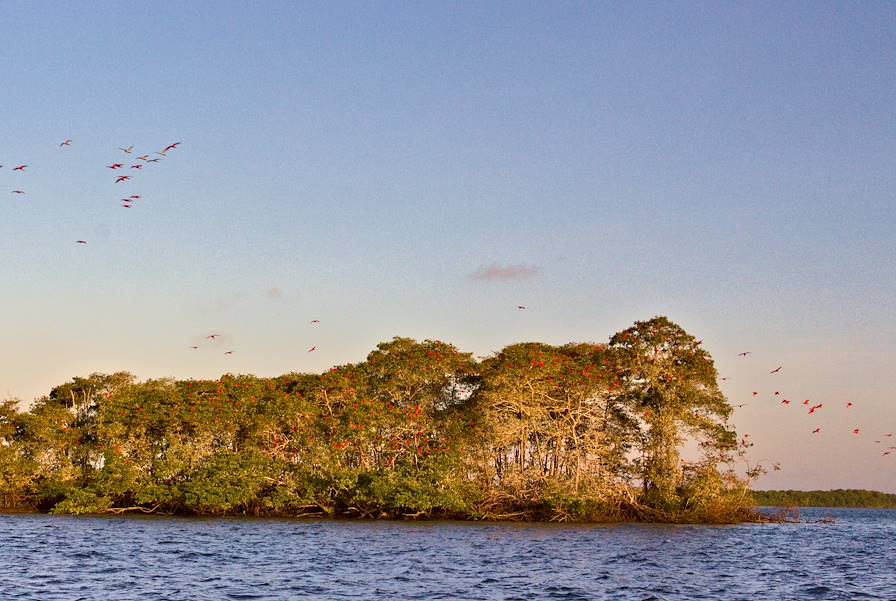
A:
[3, 139, 323, 360]
[732, 352, 894, 458]
[4, 138, 179, 217]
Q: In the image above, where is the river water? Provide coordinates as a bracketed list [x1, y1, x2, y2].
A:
[1, 508, 893, 600]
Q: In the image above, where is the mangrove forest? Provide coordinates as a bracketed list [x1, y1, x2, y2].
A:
[0, 316, 763, 522]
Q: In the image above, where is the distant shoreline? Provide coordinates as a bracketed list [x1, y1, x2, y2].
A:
[752, 489, 896, 509]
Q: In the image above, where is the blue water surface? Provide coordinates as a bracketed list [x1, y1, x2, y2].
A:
[0, 508, 893, 600]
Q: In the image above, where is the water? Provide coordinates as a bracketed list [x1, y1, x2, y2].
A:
[0, 509, 893, 600]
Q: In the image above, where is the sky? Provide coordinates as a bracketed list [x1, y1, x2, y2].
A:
[0, 2, 893, 492]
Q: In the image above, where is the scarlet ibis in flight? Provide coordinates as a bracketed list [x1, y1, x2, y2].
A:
[847, 402, 853, 408]
[60, 139, 71, 147]
[161, 142, 181, 154]
[308, 346, 316, 352]
[310, 320, 320, 324]
[812, 428, 821, 434]
[115, 176, 130, 183]
[10, 190, 25, 194]
[752, 392, 758, 396]
[128, 195, 141, 200]
[130, 164, 142, 169]
[76, 240, 87, 244]
[13, 165, 26, 171]
[224, 351, 234, 355]
[108, 163, 123, 169]
[852, 428, 860, 435]
[137, 155, 149, 161]
[770, 366, 782, 374]
[120, 146, 134, 154]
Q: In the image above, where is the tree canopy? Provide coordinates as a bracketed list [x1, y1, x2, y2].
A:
[0, 318, 759, 522]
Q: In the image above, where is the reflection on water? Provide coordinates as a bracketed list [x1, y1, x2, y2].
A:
[1, 508, 894, 600]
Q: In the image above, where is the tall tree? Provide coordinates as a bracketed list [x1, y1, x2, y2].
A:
[609, 316, 734, 508]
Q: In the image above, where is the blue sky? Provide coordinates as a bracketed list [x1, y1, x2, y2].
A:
[1, 2, 894, 491]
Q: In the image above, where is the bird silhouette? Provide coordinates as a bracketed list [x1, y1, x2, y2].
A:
[60, 139, 72, 147]
[737, 352, 751, 357]
[120, 145, 134, 154]
[76, 240, 87, 244]
[770, 366, 782, 374]
[308, 346, 316, 352]
[13, 165, 27, 171]
[115, 175, 130, 183]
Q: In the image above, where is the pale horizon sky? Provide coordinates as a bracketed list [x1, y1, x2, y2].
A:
[1, 2, 893, 492]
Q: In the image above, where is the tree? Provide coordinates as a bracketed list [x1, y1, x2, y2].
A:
[609, 316, 734, 509]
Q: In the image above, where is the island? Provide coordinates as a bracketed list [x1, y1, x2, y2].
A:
[1, 317, 771, 523]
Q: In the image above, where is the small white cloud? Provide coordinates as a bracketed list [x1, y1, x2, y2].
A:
[468, 263, 538, 282]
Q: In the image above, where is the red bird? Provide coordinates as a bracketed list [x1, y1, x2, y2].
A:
[10, 190, 25, 194]
[770, 366, 782, 374]
[115, 175, 130, 183]
[121, 201, 132, 208]
[310, 319, 320, 324]
[107, 163, 123, 169]
[752, 391, 759, 396]
[781, 399, 790, 405]
[308, 346, 316, 352]
[13, 165, 26, 171]
[846, 402, 853, 408]
[774, 391, 780, 396]
[812, 428, 821, 434]
[161, 142, 181, 154]
[224, 351, 234, 355]
[129, 195, 141, 200]
[130, 164, 143, 170]
[60, 139, 72, 147]
[852, 428, 860, 435]
[206, 334, 219, 340]
[803, 399, 810, 405]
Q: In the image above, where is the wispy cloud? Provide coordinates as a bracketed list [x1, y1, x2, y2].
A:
[468, 263, 538, 282]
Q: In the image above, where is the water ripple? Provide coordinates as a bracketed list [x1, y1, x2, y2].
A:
[0, 509, 894, 599]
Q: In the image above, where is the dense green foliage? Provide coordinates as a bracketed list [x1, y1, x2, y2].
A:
[752, 489, 896, 508]
[0, 317, 760, 522]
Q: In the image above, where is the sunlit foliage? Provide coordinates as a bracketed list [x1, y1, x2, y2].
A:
[0, 318, 758, 522]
